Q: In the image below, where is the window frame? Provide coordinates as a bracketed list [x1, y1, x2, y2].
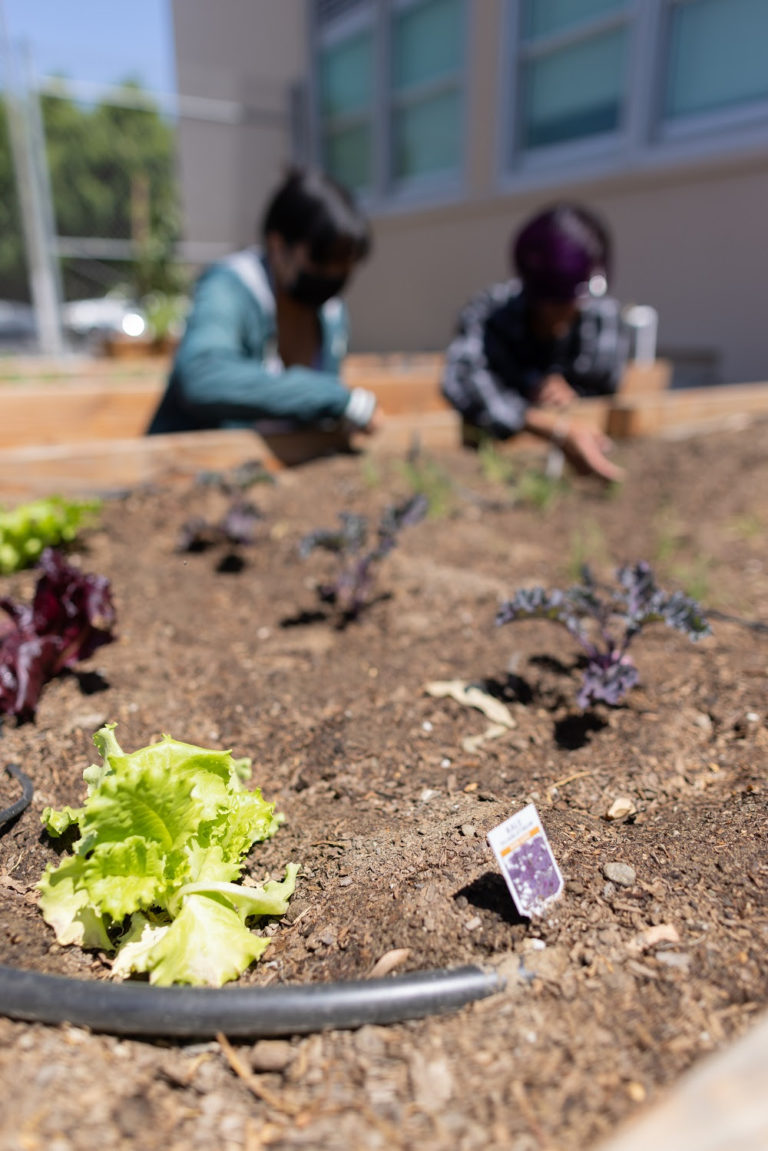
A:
[308, 0, 470, 211]
[496, 0, 768, 196]
[311, 2, 378, 194]
[502, 0, 638, 177]
[388, 0, 468, 195]
[654, 0, 768, 144]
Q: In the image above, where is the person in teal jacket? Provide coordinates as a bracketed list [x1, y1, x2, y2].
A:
[146, 168, 379, 436]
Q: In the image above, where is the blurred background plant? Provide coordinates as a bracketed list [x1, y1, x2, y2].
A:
[140, 289, 189, 346]
[478, 442, 568, 511]
[0, 496, 101, 574]
[395, 452, 456, 519]
[0, 77, 183, 306]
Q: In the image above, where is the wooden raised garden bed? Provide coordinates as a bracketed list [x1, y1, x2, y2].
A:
[1, 353, 768, 500]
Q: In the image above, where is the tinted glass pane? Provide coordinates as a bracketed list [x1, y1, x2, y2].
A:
[523, 0, 627, 40]
[323, 124, 372, 190]
[317, 0, 369, 27]
[392, 88, 461, 178]
[521, 27, 626, 148]
[319, 31, 373, 118]
[665, 0, 768, 119]
[392, 0, 462, 92]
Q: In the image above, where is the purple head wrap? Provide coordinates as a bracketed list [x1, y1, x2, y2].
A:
[512, 204, 611, 302]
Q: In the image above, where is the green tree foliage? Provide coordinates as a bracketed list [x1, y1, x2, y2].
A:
[0, 79, 182, 301]
[0, 104, 28, 301]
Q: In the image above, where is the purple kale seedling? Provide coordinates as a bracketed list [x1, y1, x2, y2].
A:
[196, 459, 275, 494]
[177, 499, 264, 570]
[496, 562, 711, 708]
[0, 548, 116, 723]
[300, 494, 428, 622]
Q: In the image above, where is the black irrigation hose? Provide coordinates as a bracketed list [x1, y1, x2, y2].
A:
[0, 764, 34, 831]
[0, 962, 504, 1039]
[0, 764, 503, 1036]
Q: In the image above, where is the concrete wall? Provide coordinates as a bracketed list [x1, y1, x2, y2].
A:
[347, 157, 768, 385]
[171, 0, 306, 255]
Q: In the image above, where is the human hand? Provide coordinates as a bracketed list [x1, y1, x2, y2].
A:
[358, 405, 384, 436]
[533, 374, 577, 408]
[560, 423, 625, 483]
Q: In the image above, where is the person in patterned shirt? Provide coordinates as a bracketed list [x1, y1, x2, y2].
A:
[442, 203, 629, 481]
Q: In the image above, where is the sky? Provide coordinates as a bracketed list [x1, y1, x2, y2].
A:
[1, 0, 176, 95]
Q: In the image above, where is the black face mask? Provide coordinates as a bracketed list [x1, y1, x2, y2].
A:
[287, 269, 347, 308]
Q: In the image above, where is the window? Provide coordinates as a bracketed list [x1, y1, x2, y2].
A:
[312, 0, 466, 200]
[502, 0, 768, 187]
[317, 13, 375, 191]
[391, 0, 464, 181]
[515, 0, 632, 153]
[663, 0, 768, 121]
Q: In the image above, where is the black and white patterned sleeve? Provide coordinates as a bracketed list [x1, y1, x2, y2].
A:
[441, 286, 529, 438]
[575, 297, 630, 396]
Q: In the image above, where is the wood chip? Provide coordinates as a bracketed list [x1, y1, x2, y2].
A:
[368, 948, 411, 978]
[627, 924, 680, 953]
[425, 680, 516, 728]
[605, 796, 637, 820]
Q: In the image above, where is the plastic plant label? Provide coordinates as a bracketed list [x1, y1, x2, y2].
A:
[487, 803, 564, 917]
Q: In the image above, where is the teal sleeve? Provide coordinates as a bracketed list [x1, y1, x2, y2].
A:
[172, 268, 353, 425]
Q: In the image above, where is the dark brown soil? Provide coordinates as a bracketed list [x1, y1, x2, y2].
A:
[1, 422, 767, 1151]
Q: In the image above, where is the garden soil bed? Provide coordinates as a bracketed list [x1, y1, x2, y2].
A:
[1, 421, 767, 1150]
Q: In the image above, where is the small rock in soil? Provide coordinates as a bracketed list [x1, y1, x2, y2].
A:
[409, 1051, 454, 1111]
[249, 1040, 295, 1073]
[654, 950, 692, 970]
[603, 862, 637, 887]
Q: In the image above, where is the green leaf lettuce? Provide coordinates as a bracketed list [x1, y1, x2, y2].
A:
[38, 724, 299, 986]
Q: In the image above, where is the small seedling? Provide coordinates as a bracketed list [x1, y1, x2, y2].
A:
[496, 562, 711, 708]
[395, 453, 455, 519]
[567, 519, 611, 582]
[728, 512, 763, 541]
[300, 493, 428, 621]
[514, 467, 567, 511]
[360, 454, 382, 489]
[176, 499, 264, 571]
[196, 459, 275, 493]
[653, 503, 687, 564]
[477, 441, 517, 486]
[669, 555, 711, 605]
[477, 445, 567, 510]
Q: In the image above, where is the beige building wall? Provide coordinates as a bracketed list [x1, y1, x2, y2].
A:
[171, 0, 306, 257]
[347, 157, 768, 385]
